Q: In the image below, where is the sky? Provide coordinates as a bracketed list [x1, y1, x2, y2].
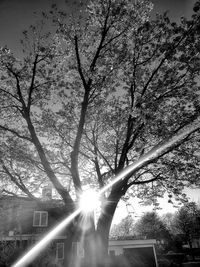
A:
[0, 0, 199, 223]
[151, 0, 196, 19]
[112, 188, 200, 224]
[0, 0, 197, 56]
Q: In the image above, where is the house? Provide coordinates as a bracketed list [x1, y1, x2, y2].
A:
[0, 191, 159, 267]
[0, 188, 71, 266]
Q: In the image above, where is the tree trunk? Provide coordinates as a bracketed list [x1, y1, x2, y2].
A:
[82, 227, 110, 267]
[82, 192, 122, 267]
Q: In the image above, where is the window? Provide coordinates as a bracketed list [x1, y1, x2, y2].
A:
[56, 242, 64, 260]
[109, 250, 115, 256]
[33, 211, 48, 227]
[72, 242, 84, 258]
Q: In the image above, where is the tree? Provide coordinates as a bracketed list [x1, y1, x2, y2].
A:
[172, 202, 200, 249]
[110, 215, 135, 238]
[1, 0, 200, 266]
[135, 212, 170, 241]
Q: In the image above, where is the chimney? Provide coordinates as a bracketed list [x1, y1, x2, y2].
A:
[42, 186, 52, 200]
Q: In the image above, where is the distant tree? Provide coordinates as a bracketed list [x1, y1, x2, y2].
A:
[161, 213, 175, 233]
[160, 213, 184, 252]
[135, 212, 171, 242]
[172, 202, 200, 248]
[1, 0, 200, 266]
[110, 215, 135, 238]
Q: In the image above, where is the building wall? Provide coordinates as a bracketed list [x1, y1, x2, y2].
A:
[108, 239, 157, 255]
[108, 239, 158, 267]
[0, 196, 67, 235]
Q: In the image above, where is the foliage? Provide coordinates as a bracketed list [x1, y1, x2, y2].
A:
[110, 215, 135, 238]
[134, 212, 171, 241]
[171, 202, 200, 248]
[0, 245, 24, 267]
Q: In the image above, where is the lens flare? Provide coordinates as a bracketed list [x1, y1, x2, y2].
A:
[79, 189, 100, 213]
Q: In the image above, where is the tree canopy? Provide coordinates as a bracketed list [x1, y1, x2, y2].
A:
[1, 0, 200, 265]
[172, 202, 200, 248]
[135, 211, 170, 241]
[110, 215, 135, 238]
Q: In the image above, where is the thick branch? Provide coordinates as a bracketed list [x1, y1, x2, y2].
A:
[74, 36, 87, 89]
[141, 56, 166, 96]
[114, 139, 119, 170]
[70, 89, 90, 193]
[89, 1, 111, 72]
[0, 125, 32, 142]
[93, 133, 104, 188]
[2, 164, 36, 200]
[94, 156, 104, 188]
[127, 174, 161, 188]
[117, 115, 134, 171]
[127, 122, 144, 151]
[6, 66, 27, 110]
[27, 54, 39, 112]
[92, 140, 114, 173]
[24, 113, 74, 207]
[71, 4, 114, 194]
[0, 88, 20, 102]
[2, 189, 18, 197]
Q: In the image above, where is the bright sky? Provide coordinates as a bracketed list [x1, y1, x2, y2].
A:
[112, 188, 200, 224]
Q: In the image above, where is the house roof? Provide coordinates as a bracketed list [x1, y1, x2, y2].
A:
[0, 194, 64, 206]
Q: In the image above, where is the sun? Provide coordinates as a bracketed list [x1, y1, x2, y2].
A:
[79, 189, 100, 213]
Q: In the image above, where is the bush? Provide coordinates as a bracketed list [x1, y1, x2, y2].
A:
[157, 258, 171, 267]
